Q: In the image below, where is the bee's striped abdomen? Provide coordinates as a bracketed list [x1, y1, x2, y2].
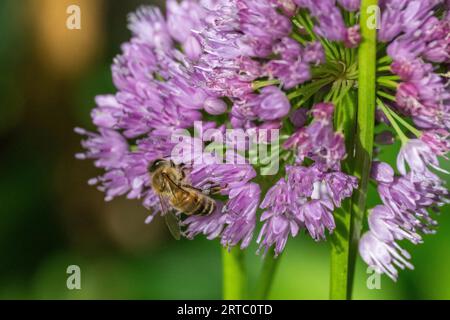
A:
[178, 192, 216, 216]
[193, 196, 216, 216]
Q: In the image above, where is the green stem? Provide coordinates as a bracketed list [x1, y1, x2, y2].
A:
[330, 89, 357, 300]
[222, 247, 247, 300]
[254, 250, 282, 299]
[377, 55, 392, 65]
[291, 32, 307, 45]
[250, 176, 286, 300]
[377, 65, 391, 72]
[384, 104, 421, 137]
[252, 79, 280, 90]
[377, 78, 398, 89]
[378, 75, 400, 81]
[346, 0, 378, 299]
[377, 99, 409, 144]
[287, 77, 334, 100]
[377, 90, 396, 101]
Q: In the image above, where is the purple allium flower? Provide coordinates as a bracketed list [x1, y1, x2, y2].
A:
[91, 95, 122, 128]
[395, 82, 425, 117]
[264, 39, 320, 89]
[303, 41, 326, 65]
[190, 152, 256, 190]
[238, 1, 293, 55]
[275, 0, 298, 16]
[196, 0, 328, 107]
[221, 182, 261, 249]
[414, 73, 449, 108]
[166, 0, 206, 45]
[266, 59, 311, 89]
[299, 166, 355, 239]
[390, 59, 432, 82]
[230, 86, 290, 128]
[287, 166, 337, 240]
[183, 203, 228, 240]
[359, 232, 414, 281]
[371, 161, 395, 184]
[310, 101, 335, 120]
[289, 108, 308, 128]
[378, 174, 441, 232]
[397, 139, 448, 177]
[296, 0, 347, 41]
[413, 104, 450, 132]
[337, 0, 360, 12]
[204, 97, 228, 115]
[75, 128, 128, 169]
[324, 170, 359, 207]
[273, 37, 302, 60]
[379, 0, 445, 43]
[378, 2, 404, 43]
[257, 161, 357, 254]
[296, 200, 336, 241]
[254, 86, 291, 121]
[344, 25, 361, 48]
[363, 145, 448, 280]
[285, 103, 346, 170]
[258, 179, 299, 256]
[421, 129, 450, 157]
[378, 0, 449, 135]
[128, 6, 173, 50]
[368, 205, 422, 244]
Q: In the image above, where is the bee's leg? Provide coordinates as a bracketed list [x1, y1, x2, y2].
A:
[181, 184, 203, 192]
[180, 180, 227, 196]
[182, 167, 190, 180]
[208, 186, 223, 195]
[175, 162, 185, 169]
[180, 183, 222, 195]
[204, 183, 227, 195]
[176, 163, 191, 181]
[179, 167, 186, 180]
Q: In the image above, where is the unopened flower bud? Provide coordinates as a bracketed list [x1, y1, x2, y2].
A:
[204, 97, 228, 115]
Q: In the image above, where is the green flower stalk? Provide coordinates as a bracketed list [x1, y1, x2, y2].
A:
[346, 0, 378, 299]
[222, 248, 247, 300]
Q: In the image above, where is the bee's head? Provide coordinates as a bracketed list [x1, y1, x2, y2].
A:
[149, 159, 169, 173]
[149, 159, 177, 173]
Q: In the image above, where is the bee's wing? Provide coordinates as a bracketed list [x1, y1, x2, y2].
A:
[158, 195, 181, 241]
[158, 194, 170, 215]
[162, 172, 191, 195]
[164, 211, 181, 241]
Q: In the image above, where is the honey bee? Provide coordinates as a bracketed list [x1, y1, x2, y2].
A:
[149, 159, 218, 240]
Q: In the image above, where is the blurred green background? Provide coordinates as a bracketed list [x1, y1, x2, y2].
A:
[0, 0, 449, 300]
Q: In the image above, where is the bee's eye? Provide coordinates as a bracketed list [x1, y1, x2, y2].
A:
[149, 159, 165, 173]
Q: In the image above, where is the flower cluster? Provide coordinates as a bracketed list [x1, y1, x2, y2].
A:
[379, 0, 449, 130]
[358, 0, 450, 281]
[76, 0, 362, 255]
[181, 148, 260, 249]
[196, 0, 361, 129]
[360, 137, 449, 280]
[76, 0, 449, 275]
[76, 4, 261, 249]
[259, 103, 358, 256]
[284, 103, 346, 170]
